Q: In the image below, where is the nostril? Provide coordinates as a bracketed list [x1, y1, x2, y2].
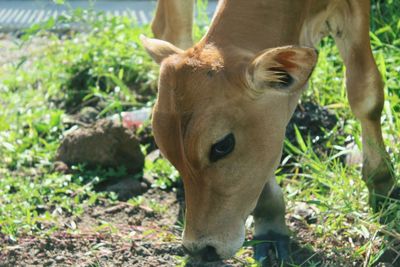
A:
[201, 245, 220, 262]
[183, 243, 221, 262]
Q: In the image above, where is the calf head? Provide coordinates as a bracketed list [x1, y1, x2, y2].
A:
[141, 36, 317, 261]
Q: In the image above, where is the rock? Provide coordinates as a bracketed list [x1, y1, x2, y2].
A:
[55, 255, 65, 263]
[53, 161, 70, 173]
[286, 101, 338, 146]
[293, 202, 318, 224]
[43, 259, 55, 266]
[56, 119, 144, 174]
[75, 106, 99, 124]
[281, 101, 341, 172]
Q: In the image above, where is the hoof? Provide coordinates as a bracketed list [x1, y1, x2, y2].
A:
[373, 186, 400, 210]
[253, 232, 290, 266]
[390, 187, 400, 200]
[372, 186, 400, 223]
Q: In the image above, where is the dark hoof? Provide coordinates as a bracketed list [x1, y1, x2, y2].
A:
[390, 187, 400, 200]
[372, 187, 400, 223]
[253, 232, 290, 266]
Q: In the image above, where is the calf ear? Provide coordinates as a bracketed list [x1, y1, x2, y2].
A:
[140, 35, 183, 64]
[246, 46, 318, 93]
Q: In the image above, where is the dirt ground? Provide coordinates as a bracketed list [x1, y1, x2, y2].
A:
[4, 186, 391, 267]
[0, 187, 327, 267]
[0, 187, 252, 267]
[0, 189, 184, 267]
[7, 170, 393, 267]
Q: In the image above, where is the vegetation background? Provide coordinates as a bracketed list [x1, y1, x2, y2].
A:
[0, 0, 399, 266]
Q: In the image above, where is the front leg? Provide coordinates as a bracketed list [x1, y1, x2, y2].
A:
[151, 0, 194, 49]
[253, 177, 290, 265]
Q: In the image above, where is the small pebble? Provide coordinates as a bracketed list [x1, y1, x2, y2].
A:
[55, 255, 65, 263]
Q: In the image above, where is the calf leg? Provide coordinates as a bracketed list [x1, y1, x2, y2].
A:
[333, 0, 397, 211]
[253, 177, 289, 263]
[151, 0, 166, 41]
[151, 0, 194, 49]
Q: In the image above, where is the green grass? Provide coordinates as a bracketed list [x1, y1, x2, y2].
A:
[0, 0, 399, 266]
[277, 1, 400, 264]
[0, 14, 154, 241]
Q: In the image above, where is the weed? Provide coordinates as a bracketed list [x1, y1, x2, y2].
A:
[144, 157, 180, 190]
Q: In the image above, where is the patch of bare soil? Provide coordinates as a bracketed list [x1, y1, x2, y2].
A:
[0, 186, 321, 267]
[1, 184, 398, 266]
[0, 186, 255, 267]
[0, 188, 184, 267]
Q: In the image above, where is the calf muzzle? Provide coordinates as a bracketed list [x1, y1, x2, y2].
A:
[183, 244, 221, 262]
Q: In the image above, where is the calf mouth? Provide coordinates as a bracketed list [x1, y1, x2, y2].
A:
[183, 244, 222, 263]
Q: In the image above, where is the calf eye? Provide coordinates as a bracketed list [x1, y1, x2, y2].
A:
[209, 133, 235, 162]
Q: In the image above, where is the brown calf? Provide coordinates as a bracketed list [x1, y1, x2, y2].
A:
[142, 0, 398, 263]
